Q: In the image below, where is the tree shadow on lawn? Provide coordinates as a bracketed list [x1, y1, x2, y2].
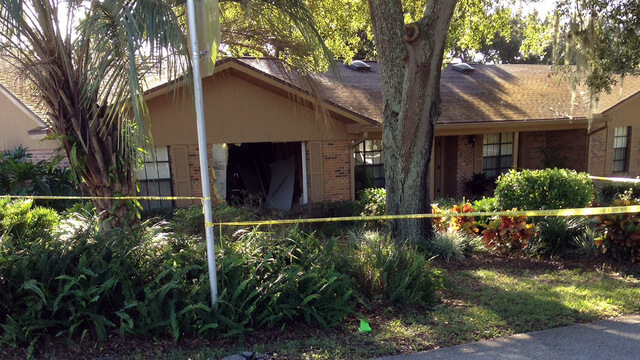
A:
[364, 256, 640, 355]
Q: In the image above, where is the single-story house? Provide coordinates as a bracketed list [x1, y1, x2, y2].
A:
[4, 57, 640, 210]
[0, 61, 60, 160]
[144, 58, 640, 209]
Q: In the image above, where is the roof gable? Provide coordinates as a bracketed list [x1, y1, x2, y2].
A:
[0, 59, 47, 128]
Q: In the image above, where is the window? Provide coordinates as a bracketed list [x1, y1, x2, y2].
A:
[354, 139, 384, 191]
[483, 133, 513, 178]
[613, 126, 631, 173]
[135, 146, 173, 211]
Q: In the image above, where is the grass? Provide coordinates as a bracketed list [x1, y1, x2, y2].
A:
[15, 256, 639, 360]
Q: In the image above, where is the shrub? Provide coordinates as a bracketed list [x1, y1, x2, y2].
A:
[481, 211, 535, 255]
[0, 209, 359, 349]
[473, 196, 499, 212]
[357, 188, 386, 230]
[358, 188, 386, 217]
[336, 228, 441, 307]
[595, 182, 640, 206]
[217, 227, 355, 331]
[427, 231, 481, 262]
[0, 199, 59, 245]
[172, 204, 253, 237]
[465, 172, 493, 197]
[472, 197, 500, 229]
[568, 224, 600, 259]
[0, 218, 203, 349]
[495, 168, 594, 210]
[293, 201, 362, 219]
[595, 194, 640, 262]
[432, 201, 479, 237]
[433, 197, 458, 209]
[530, 216, 593, 256]
[0, 147, 80, 211]
[288, 200, 361, 236]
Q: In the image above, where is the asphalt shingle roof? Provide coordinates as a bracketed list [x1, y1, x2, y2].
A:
[5, 55, 640, 129]
[235, 58, 640, 125]
[0, 58, 48, 125]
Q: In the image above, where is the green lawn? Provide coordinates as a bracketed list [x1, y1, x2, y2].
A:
[131, 258, 640, 360]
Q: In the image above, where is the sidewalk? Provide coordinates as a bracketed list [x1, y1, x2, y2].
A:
[371, 314, 640, 360]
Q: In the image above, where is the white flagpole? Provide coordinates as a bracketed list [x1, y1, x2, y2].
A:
[185, 0, 218, 306]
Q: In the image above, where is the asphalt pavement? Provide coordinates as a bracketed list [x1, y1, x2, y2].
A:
[370, 314, 640, 360]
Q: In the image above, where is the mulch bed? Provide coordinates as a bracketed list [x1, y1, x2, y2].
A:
[0, 321, 346, 360]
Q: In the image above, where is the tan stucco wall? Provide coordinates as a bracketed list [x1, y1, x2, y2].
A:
[147, 71, 352, 146]
[589, 92, 640, 177]
[0, 89, 58, 152]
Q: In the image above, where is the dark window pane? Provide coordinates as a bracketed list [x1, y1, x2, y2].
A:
[355, 140, 385, 193]
[137, 146, 173, 210]
[483, 133, 514, 177]
[500, 156, 512, 168]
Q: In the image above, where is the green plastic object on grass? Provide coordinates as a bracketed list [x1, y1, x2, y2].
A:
[360, 319, 372, 332]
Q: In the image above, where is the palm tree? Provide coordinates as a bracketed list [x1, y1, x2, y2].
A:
[0, 0, 188, 230]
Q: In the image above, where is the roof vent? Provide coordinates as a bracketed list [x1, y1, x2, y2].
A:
[452, 63, 475, 73]
[347, 60, 371, 71]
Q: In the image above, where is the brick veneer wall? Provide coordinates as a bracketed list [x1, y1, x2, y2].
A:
[455, 136, 475, 197]
[588, 130, 607, 175]
[27, 149, 70, 167]
[181, 144, 221, 206]
[451, 129, 589, 198]
[545, 129, 588, 172]
[321, 140, 351, 201]
[518, 130, 587, 172]
[518, 131, 546, 169]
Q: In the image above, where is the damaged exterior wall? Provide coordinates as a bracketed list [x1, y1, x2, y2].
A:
[148, 68, 357, 204]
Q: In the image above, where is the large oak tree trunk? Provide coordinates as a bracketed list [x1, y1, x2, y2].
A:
[368, 0, 457, 243]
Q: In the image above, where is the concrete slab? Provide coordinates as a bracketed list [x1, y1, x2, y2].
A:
[371, 314, 640, 360]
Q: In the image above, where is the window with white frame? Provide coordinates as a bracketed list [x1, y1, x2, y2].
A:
[354, 139, 384, 191]
[483, 133, 513, 178]
[613, 126, 631, 173]
[135, 146, 173, 211]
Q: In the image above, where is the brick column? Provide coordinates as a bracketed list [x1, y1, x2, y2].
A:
[455, 136, 475, 197]
[321, 140, 352, 201]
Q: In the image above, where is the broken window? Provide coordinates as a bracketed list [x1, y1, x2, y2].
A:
[226, 142, 302, 211]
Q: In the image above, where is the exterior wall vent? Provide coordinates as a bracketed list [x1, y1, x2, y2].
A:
[347, 60, 371, 71]
[452, 63, 475, 73]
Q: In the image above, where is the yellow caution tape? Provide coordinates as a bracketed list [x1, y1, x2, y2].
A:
[209, 205, 640, 227]
[590, 176, 640, 183]
[4, 194, 640, 229]
[0, 195, 208, 201]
